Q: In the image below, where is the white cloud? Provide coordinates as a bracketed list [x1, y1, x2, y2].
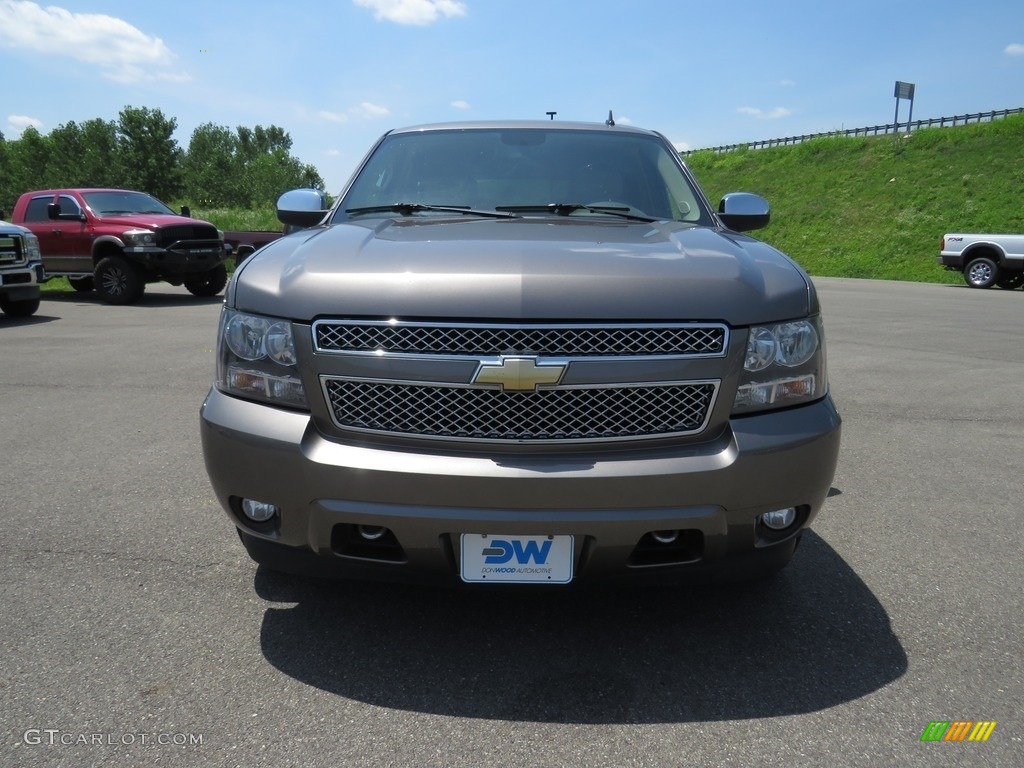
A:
[672, 140, 692, 153]
[1005, 43, 1024, 56]
[780, 79, 796, 87]
[7, 114, 43, 135]
[0, 0, 187, 84]
[318, 102, 391, 123]
[352, 101, 391, 119]
[326, 149, 341, 157]
[738, 106, 793, 120]
[318, 110, 350, 123]
[451, 99, 471, 110]
[353, 0, 467, 25]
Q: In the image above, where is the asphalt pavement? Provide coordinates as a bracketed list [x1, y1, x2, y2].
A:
[1, 278, 1021, 767]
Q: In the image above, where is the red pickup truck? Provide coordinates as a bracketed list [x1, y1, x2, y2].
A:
[11, 188, 231, 304]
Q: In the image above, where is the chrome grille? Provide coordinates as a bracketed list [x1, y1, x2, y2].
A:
[314, 321, 726, 357]
[321, 378, 718, 441]
[0, 234, 26, 265]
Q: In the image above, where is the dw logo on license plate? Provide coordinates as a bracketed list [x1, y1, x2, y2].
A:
[460, 534, 573, 584]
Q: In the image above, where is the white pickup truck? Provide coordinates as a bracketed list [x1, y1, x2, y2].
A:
[938, 233, 1024, 289]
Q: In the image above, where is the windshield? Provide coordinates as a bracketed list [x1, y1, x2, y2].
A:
[335, 128, 711, 225]
[81, 191, 176, 216]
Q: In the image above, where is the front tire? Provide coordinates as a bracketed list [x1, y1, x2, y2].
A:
[964, 257, 999, 289]
[94, 256, 144, 305]
[184, 264, 228, 297]
[0, 294, 40, 317]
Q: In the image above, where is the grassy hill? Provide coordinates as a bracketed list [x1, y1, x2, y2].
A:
[685, 113, 1024, 283]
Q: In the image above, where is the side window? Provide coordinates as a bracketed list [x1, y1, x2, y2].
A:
[58, 195, 83, 216]
[23, 196, 54, 222]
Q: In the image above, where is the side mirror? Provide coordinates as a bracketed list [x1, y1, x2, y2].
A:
[47, 202, 86, 222]
[718, 192, 770, 232]
[180, 205, 191, 218]
[277, 188, 328, 228]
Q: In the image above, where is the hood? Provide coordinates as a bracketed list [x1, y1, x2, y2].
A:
[95, 214, 216, 231]
[232, 217, 814, 326]
[0, 220, 33, 235]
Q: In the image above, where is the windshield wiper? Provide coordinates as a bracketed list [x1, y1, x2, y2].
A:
[495, 203, 658, 222]
[345, 203, 518, 219]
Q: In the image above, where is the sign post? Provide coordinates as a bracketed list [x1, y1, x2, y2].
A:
[893, 81, 916, 149]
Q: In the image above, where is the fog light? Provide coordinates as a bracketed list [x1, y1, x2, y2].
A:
[760, 507, 796, 531]
[241, 499, 279, 523]
[650, 530, 679, 544]
[358, 525, 389, 541]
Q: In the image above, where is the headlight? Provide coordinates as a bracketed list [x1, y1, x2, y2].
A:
[216, 309, 308, 408]
[123, 229, 156, 246]
[733, 316, 827, 414]
[23, 233, 41, 260]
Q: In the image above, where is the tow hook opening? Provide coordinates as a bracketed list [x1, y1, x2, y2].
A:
[333, 524, 407, 563]
[628, 529, 703, 567]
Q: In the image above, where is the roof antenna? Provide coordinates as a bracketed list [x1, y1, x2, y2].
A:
[605, 110, 615, 127]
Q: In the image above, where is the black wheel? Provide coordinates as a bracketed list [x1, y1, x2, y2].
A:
[964, 257, 999, 289]
[0, 294, 40, 317]
[183, 264, 228, 297]
[94, 256, 144, 304]
[995, 273, 1023, 290]
[68, 276, 94, 292]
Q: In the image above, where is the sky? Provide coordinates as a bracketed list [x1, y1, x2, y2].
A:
[1, 0, 1022, 192]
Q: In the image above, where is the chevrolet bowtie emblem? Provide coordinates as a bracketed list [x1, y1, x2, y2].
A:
[472, 357, 567, 391]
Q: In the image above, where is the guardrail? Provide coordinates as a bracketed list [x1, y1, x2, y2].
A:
[682, 107, 1024, 155]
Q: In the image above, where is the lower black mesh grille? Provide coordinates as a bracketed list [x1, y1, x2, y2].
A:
[322, 378, 717, 441]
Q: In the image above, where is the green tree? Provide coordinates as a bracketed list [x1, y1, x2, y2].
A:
[0, 131, 10, 216]
[5, 126, 51, 203]
[79, 118, 120, 187]
[46, 121, 85, 186]
[115, 106, 182, 200]
[184, 122, 239, 206]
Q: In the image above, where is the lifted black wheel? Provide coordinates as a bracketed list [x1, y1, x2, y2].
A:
[964, 257, 999, 289]
[94, 256, 144, 304]
[183, 264, 228, 297]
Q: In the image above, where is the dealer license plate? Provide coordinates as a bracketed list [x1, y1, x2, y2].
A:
[460, 534, 573, 584]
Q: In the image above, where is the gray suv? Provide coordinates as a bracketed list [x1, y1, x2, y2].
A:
[200, 120, 841, 586]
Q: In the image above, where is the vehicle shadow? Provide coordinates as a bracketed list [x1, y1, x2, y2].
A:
[0, 313, 60, 326]
[255, 531, 906, 723]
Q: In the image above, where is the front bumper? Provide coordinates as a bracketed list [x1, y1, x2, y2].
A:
[125, 242, 231, 274]
[200, 388, 841, 585]
[0, 261, 44, 299]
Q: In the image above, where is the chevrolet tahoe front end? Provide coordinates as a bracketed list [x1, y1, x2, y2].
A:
[200, 121, 841, 586]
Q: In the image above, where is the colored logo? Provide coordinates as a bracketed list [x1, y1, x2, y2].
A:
[482, 538, 552, 565]
[472, 357, 566, 391]
[920, 721, 997, 742]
